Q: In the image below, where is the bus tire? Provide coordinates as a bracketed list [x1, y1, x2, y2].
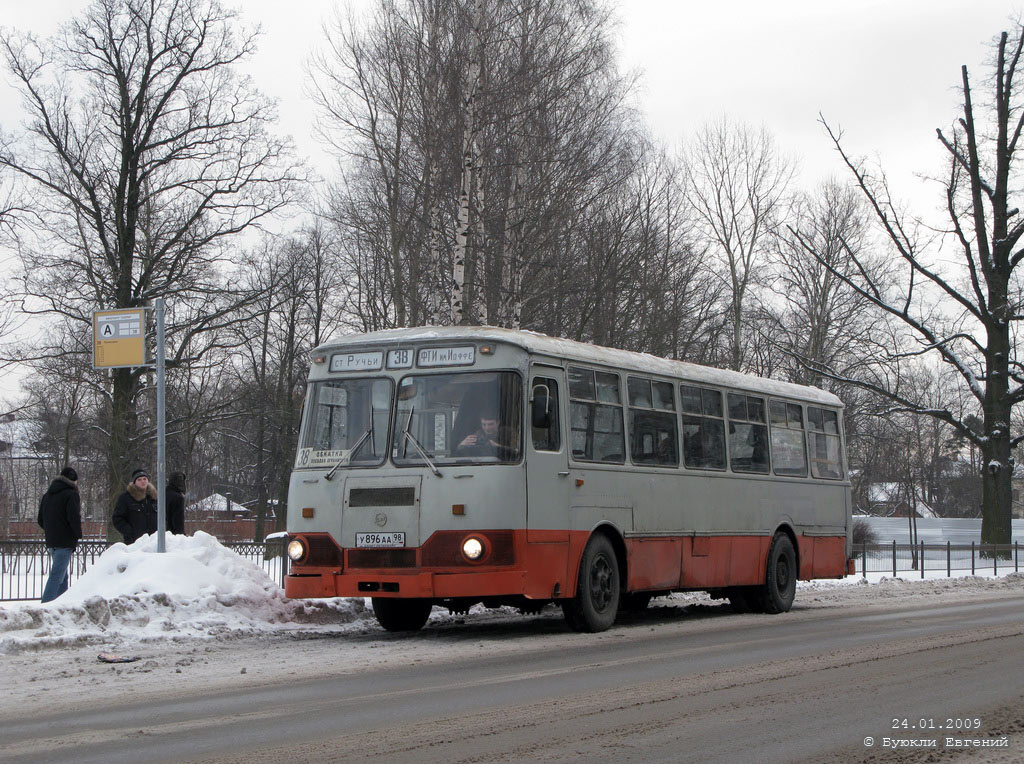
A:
[563, 534, 620, 632]
[759, 534, 796, 614]
[372, 597, 433, 632]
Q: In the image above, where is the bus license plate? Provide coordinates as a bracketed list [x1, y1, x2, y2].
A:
[356, 532, 406, 548]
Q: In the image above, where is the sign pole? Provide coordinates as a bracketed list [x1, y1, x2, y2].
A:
[92, 304, 167, 553]
[156, 298, 167, 553]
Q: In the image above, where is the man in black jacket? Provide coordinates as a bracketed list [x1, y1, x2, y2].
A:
[37, 466, 82, 603]
[167, 471, 187, 535]
[112, 469, 158, 544]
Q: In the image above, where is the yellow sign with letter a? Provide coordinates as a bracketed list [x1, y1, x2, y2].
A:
[92, 308, 146, 368]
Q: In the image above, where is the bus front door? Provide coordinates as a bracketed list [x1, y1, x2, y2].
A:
[525, 368, 572, 596]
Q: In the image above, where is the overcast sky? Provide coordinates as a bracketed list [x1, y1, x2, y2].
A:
[0, 0, 1020, 399]
[3, 0, 1017, 194]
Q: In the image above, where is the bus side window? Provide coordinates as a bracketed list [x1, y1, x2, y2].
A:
[727, 393, 769, 474]
[531, 377, 561, 452]
[628, 377, 678, 466]
[769, 400, 807, 477]
[568, 367, 624, 463]
[808, 406, 843, 479]
[680, 385, 726, 470]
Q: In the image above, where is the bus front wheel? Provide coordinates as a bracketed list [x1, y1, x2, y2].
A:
[759, 534, 796, 614]
[563, 534, 621, 632]
[371, 597, 433, 632]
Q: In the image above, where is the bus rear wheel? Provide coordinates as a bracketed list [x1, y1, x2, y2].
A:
[563, 534, 621, 633]
[371, 597, 433, 632]
[758, 534, 796, 614]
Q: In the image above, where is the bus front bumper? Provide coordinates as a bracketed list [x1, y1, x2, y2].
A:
[286, 569, 528, 599]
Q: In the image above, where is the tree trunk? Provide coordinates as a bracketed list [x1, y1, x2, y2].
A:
[980, 346, 1013, 553]
[450, 0, 483, 326]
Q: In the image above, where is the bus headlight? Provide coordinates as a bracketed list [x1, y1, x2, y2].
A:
[287, 538, 307, 562]
[462, 536, 485, 561]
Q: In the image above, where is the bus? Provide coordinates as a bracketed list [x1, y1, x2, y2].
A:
[284, 326, 853, 632]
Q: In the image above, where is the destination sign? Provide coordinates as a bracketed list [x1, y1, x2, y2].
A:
[330, 351, 384, 372]
[417, 346, 476, 367]
[296, 448, 348, 467]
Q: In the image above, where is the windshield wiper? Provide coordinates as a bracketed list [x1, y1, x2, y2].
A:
[401, 407, 442, 477]
[325, 427, 372, 481]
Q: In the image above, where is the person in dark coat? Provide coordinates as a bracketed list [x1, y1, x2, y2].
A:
[112, 468, 158, 544]
[167, 471, 187, 535]
[37, 466, 82, 603]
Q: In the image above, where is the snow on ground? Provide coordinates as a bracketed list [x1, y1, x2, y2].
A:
[1, 532, 1023, 737]
[0, 532, 371, 654]
[1, 531, 1023, 657]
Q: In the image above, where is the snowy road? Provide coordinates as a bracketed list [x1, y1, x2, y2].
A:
[2, 580, 1023, 764]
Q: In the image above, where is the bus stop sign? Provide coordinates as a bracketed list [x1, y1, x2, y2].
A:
[93, 308, 146, 368]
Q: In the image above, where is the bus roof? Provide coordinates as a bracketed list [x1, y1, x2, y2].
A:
[315, 326, 843, 407]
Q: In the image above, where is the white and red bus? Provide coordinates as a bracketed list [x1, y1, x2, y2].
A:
[284, 327, 852, 632]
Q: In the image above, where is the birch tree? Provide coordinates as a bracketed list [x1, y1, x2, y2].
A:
[450, 0, 484, 324]
[312, 0, 638, 334]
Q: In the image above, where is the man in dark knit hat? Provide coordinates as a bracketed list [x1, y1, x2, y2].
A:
[112, 468, 158, 544]
[37, 466, 82, 603]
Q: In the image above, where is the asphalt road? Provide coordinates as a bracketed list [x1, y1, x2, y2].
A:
[3, 595, 1023, 764]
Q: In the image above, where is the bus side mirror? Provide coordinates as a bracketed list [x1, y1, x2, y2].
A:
[531, 386, 551, 429]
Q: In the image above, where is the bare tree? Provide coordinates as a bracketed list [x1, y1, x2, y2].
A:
[615, 149, 725, 361]
[0, 0, 304, 505]
[213, 229, 348, 539]
[767, 179, 882, 387]
[797, 25, 1024, 547]
[851, 365, 974, 522]
[310, 0, 440, 330]
[311, 0, 639, 334]
[689, 119, 794, 372]
[450, 0, 484, 325]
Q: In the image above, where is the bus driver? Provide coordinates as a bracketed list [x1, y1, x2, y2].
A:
[456, 406, 504, 456]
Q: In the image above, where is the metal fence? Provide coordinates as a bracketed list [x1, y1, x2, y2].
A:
[0, 538, 288, 602]
[854, 541, 1021, 578]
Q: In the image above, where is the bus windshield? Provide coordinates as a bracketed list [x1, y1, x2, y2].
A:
[394, 371, 522, 465]
[296, 378, 393, 469]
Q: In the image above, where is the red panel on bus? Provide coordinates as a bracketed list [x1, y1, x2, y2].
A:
[285, 530, 850, 600]
[681, 536, 769, 588]
[809, 535, 847, 579]
[522, 536, 572, 599]
[625, 537, 682, 590]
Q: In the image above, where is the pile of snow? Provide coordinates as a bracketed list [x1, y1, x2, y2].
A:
[0, 532, 375, 653]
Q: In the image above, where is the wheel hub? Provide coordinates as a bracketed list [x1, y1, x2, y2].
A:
[590, 555, 613, 611]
